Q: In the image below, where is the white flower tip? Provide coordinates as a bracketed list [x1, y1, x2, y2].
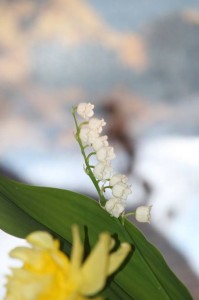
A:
[77, 102, 94, 119]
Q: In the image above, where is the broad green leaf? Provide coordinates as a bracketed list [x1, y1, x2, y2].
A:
[0, 190, 47, 236]
[0, 176, 193, 300]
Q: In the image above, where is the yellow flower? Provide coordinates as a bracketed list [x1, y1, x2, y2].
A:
[4, 226, 131, 300]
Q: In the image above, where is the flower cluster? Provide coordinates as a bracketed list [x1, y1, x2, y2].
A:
[4, 226, 131, 300]
[74, 102, 151, 222]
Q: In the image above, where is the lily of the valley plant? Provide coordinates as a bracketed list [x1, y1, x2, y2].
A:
[1, 102, 193, 300]
[73, 102, 151, 222]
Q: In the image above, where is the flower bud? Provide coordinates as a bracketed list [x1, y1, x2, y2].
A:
[77, 102, 94, 119]
[135, 206, 152, 223]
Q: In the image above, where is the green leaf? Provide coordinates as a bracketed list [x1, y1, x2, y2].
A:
[0, 176, 193, 300]
[0, 188, 47, 236]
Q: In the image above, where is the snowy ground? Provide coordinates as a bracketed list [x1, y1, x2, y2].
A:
[135, 136, 199, 276]
[0, 136, 199, 298]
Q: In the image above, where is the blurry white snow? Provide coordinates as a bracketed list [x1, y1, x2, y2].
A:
[1, 136, 199, 297]
[135, 136, 199, 276]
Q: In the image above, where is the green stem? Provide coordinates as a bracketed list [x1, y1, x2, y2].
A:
[120, 211, 135, 226]
[79, 121, 89, 129]
[124, 211, 135, 218]
[83, 145, 90, 150]
[87, 152, 96, 161]
[101, 185, 112, 192]
[72, 108, 106, 205]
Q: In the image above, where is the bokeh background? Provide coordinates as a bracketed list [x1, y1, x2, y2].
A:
[0, 0, 199, 298]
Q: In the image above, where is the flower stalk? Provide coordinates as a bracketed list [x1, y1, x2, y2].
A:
[72, 108, 106, 205]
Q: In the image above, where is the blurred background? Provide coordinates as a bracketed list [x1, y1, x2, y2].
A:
[0, 0, 199, 298]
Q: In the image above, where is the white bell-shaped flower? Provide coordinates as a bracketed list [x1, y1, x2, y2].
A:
[105, 198, 125, 218]
[93, 162, 112, 181]
[109, 174, 128, 187]
[79, 127, 99, 145]
[77, 102, 94, 119]
[96, 146, 115, 162]
[112, 182, 132, 200]
[92, 135, 109, 151]
[88, 118, 106, 134]
[135, 206, 152, 223]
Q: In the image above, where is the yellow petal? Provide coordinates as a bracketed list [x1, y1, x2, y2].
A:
[9, 247, 34, 262]
[80, 233, 110, 296]
[5, 269, 51, 300]
[71, 225, 83, 271]
[27, 231, 55, 249]
[107, 243, 131, 276]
